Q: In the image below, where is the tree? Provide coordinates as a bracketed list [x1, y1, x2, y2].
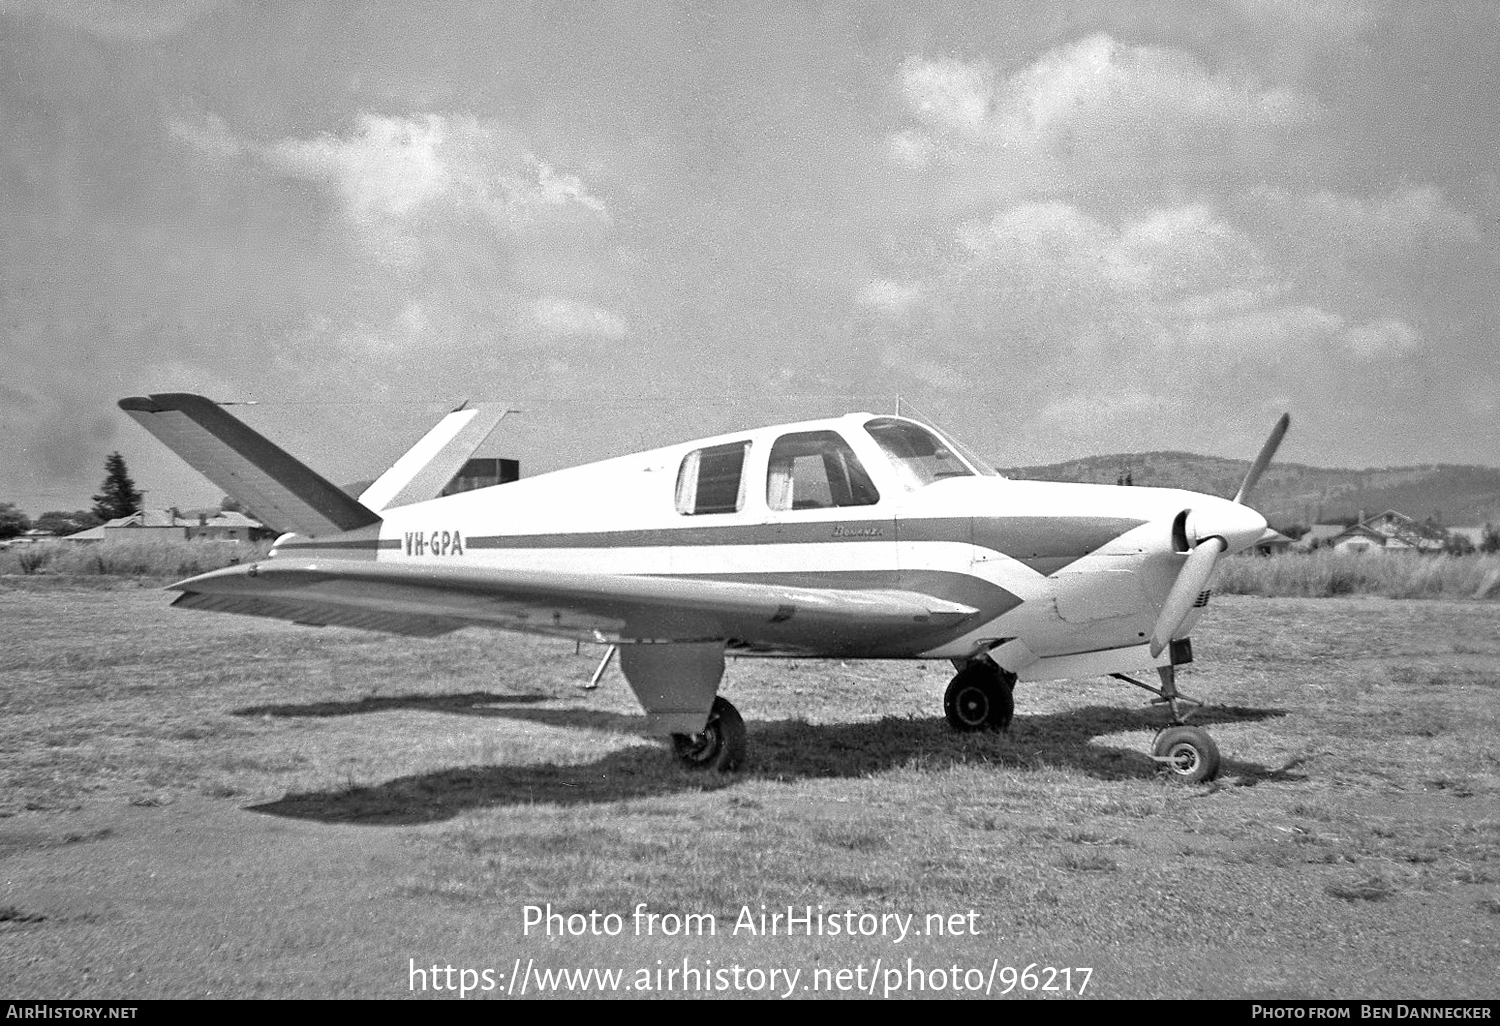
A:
[92, 452, 144, 521]
[1443, 531, 1476, 556]
[0, 502, 29, 540]
[34, 510, 99, 536]
[1481, 523, 1500, 556]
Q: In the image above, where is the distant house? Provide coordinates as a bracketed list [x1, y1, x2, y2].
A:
[1299, 523, 1346, 550]
[185, 510, 264, 542]
[10, 528, 58, 546]
[1254, 528, 1295, 555]
[60, 525, 106, 543]
[1316, 510, 1448, 554]
[62, 509, 265, 544]
[1328, 523, 1389, 553]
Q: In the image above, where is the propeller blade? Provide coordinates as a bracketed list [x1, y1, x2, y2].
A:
[1232, 413, 1291, 506]
[1149, 536, 1226, 658]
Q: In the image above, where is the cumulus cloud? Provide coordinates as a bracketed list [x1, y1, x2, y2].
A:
[2, 0, 230, 42]
[1232, 0, 1380, 47]
[1249, 185, 1480, 251]
[165, 110, 625, 357]
[899, 59, 995, 139]
[171, 112, 611, 240]
[872, 190, 1432, 416]
[1338, 317, 1422, 359]
[167, 113, 243, 160]
[262, 114, 610, 231]
[532, 297, 628, 339]
[888, 35, 1318, 193]
[1116, 204, 1268, 299]
[856, 278, 925, 315]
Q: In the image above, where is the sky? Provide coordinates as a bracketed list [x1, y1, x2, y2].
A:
[2, 0, 1497, 516]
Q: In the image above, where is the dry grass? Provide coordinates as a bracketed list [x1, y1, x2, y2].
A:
[1217, 549, 1500, 599]
[0, 538, 270, 579]
[1, 585, 1498, 998]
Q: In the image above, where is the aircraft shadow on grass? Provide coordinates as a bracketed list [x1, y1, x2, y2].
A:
[234, 691, 554, 718]
[245, 696, 1297, 825]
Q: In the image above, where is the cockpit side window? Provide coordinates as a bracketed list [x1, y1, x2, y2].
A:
[766, 430, 880, 511]
[865, 418, 982, 491]
[675, 441, 750, 515]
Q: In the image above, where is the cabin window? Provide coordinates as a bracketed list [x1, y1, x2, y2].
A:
[865, 418, 985, 491]
[675, 441, 750, 515]
[766, 430, 879, 511]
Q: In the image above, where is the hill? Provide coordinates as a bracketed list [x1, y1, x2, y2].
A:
[998, 452, 1500, 530]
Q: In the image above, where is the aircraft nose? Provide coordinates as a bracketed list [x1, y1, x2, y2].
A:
[1187, 497, 1268, 554]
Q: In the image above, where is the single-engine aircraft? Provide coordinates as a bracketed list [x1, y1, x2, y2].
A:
[120, 393, 1289, 783]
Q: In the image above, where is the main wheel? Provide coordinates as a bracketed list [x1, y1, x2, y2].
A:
[671, 696, 746, 772]
[1152, 725, 1220, 783]
[943, 664, 1014, 732]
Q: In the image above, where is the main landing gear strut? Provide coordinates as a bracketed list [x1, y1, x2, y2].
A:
[1111, 666, 1220, 783]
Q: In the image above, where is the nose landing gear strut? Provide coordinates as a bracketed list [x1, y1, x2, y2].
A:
[1111, 665, 1220, 784]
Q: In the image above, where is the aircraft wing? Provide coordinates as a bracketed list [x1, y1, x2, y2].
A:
[168, 558, 981, 652]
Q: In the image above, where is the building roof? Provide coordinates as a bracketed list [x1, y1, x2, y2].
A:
[1326, 510, 1447, 551]
[102, 509, 262, 530]
[202, 511, 261, 528]
[62, 525, 106, 542]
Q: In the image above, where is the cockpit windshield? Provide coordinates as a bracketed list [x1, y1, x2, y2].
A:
[864, 417, 994, 491]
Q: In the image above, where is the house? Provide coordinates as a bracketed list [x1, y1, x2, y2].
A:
[1322, 510, 1448, 553]
[62, 509, 265, 544]
[1253, 528, 1295, 555]
[184, 510, 264, 542]
[9, 528, 58, 546]
[1299, 523, 1346, 550]
[1329, 523, 1388, 553]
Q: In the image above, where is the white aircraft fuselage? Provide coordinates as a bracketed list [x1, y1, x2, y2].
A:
[271, 412, 1266, 679]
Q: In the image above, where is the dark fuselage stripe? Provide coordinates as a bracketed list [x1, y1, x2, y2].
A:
[282, 538, 401, 551]
[454, 516, 1144, 554]
[280, 516, 1145, 576]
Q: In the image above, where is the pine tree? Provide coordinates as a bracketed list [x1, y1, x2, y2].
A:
[92, 452, 144, 521]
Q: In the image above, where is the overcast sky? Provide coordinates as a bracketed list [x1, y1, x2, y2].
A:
[2, 0, 1496, 515]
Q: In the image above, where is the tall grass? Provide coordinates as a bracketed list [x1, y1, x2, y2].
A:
[0, 539, 270, 579]
[8, 538, 1498, 599]
[1216, 549, 1500, 600]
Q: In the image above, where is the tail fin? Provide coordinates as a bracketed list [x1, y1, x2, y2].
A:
[119, 393, 381, 537]
[358, 403, 509, 512]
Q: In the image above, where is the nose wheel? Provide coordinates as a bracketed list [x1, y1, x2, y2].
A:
[1150, 725, 1220, 783]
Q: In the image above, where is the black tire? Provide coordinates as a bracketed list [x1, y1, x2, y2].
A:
[943, 664, 1014, 732]
[671, 696, 746, 772]
[1152, 725, 1220, 783]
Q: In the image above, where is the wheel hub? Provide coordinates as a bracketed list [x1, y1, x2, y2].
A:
[1164, 743, 1199, 774]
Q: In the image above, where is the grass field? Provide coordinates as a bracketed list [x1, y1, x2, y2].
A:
[1217, 550, 1500, 600]
[1, 581, 1497, 999]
